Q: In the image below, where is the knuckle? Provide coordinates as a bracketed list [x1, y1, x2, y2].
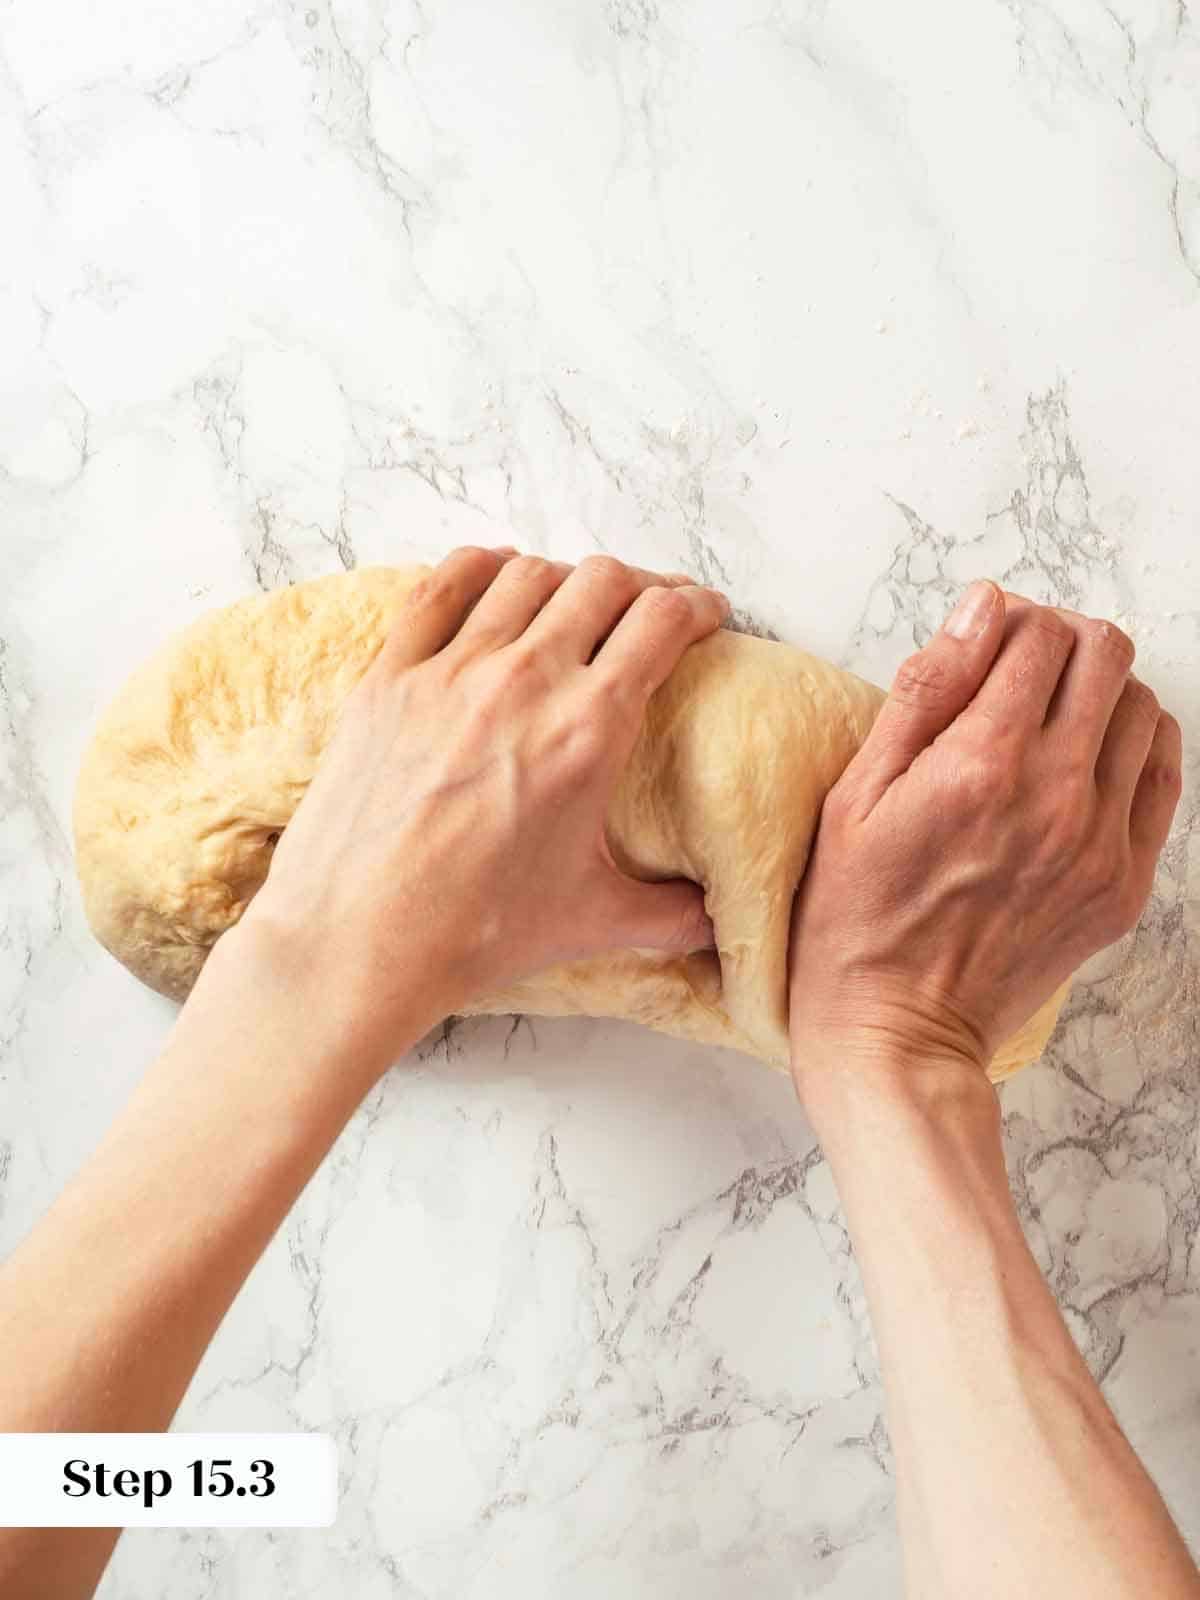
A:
[1024, 611, 1075, 653]
[446, 544, 495, 580]
[1039, 812, 1085, 869]
[501, 637, 548, 682]
[589, 663, 634, 705]
[405, 573, 445, 610]
[638, 584, 692, 627]
[1043, 731, 1095, 784]
[508, 554, 554, 586]
[1086, 617, 1135, 667]
[950, 748, 1009, 804]
[969, 700, 1020, 742]
[556, 713, 607, 775]
[1141, 753, 1183, 798]
[891, 649, 953, 704]
[449, 542, 492, 564]
[578, 554, 631, 591]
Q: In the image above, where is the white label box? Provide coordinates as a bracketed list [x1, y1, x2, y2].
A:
[0, 1434, 337, 1527]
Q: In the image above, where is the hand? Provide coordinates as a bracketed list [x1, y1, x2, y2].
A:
[238, 546, 729, 1071]
[787, 580, 1182, 1098]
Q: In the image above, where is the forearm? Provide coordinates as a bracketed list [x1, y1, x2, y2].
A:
[0, 921, 440, 1598]
[805, 1054, 1200, 1600]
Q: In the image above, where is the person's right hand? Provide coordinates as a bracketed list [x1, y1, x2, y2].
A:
[787, 581, 1182, 1097]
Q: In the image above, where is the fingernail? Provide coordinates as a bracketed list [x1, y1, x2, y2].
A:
[943, 580, 995, 640]
[491, 544, 519, 557]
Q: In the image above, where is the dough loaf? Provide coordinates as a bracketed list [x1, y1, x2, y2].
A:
[74, 566, 1068, 1081]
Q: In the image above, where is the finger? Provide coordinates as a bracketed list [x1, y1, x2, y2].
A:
[1129, 709, 1183, 866]
[1043, 616, 1136, 760]
[590, 583, 730, 715]
[378, 547, 515, 670]
[999, 592, 1137, 744]
[848, 579, 1006, 809]
[532, 554, 723, 661]
[602, 873, 716, 955]
[450, 555, 573, 654]
[999, 590, 1074, 619]
[1095, 673, 1160, 809]
[967, 604, 1078, 730]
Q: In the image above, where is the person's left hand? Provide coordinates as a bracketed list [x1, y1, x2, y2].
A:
[234, 547, 729, 1071]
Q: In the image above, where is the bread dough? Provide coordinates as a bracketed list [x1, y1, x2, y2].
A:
[74, 566, 1068, 1081]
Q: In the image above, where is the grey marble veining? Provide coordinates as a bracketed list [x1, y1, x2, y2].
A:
[0, 0, 1197, 1594]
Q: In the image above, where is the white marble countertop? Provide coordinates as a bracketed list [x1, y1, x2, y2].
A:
[2, 0, 1198, 1594]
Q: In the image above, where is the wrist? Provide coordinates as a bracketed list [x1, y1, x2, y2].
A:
[789, 973, 990, 1110]
[791, 1032, 1000, 1153]
[797, 1049, 1012, 1271]
[198, 909, 450, 1091]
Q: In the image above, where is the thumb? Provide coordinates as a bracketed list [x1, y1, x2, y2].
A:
[853, 580, 1007, 807]
[603, 874, 716, 955]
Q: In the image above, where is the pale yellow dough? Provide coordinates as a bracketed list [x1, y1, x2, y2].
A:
[74, 566, 1067, 1081]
